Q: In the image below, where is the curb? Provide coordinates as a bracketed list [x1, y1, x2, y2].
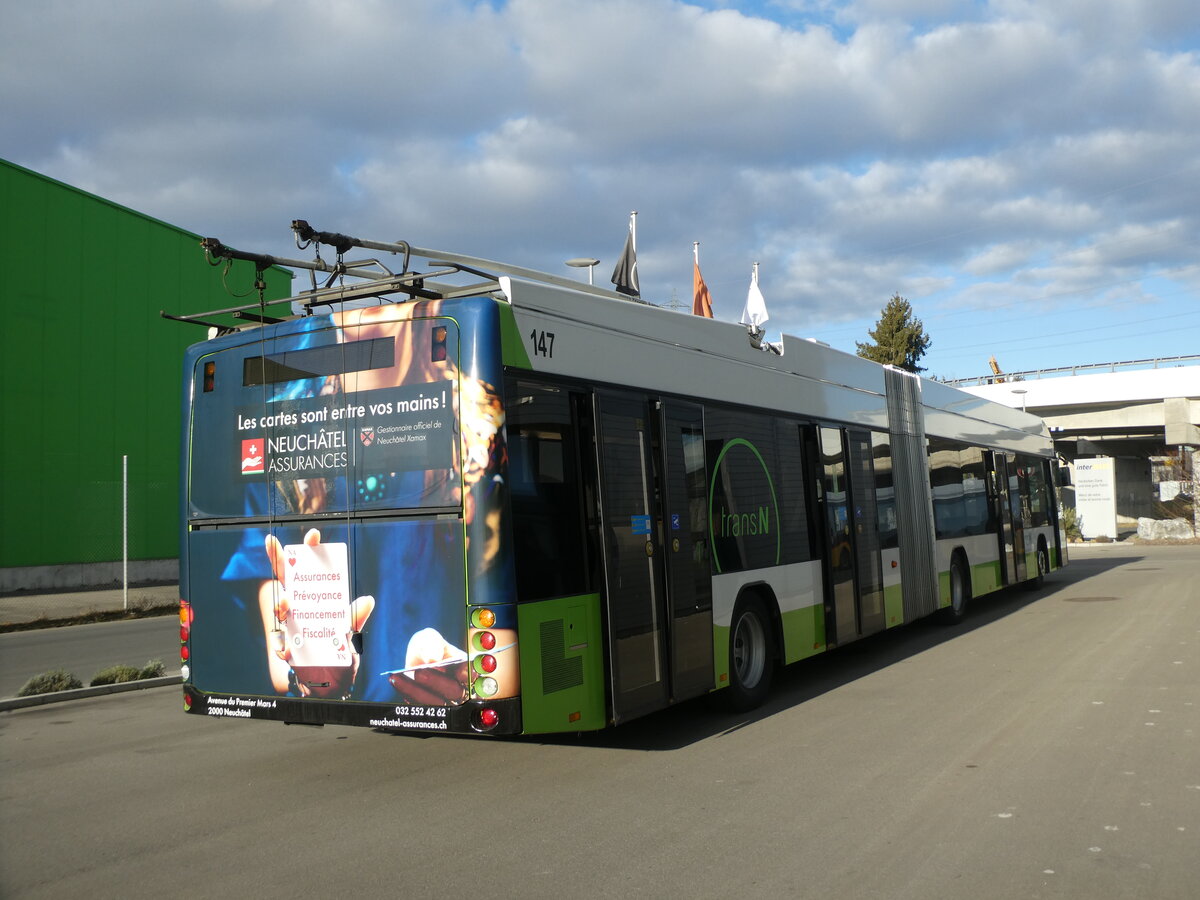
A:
[0, 675, 181, 712]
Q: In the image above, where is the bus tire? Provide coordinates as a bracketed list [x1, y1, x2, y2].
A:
[723, 595, 775, 712]
[1026, 541, 1049, 591]
[938, 554, 971, 625]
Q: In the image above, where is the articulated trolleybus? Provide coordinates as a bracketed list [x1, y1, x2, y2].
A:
[172, 222, 1067, 736]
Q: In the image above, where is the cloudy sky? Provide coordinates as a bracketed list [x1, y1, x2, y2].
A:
[4, 0, 1198, 379]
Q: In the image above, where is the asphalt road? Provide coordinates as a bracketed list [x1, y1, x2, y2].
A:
[2, 545, 1197, 899]
[0, 616, 180, 698]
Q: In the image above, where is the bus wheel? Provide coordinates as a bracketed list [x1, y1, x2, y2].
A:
[724, 596, 775, 711]
[938, 555, 970, 625]
[1026, 544, 1049, 590]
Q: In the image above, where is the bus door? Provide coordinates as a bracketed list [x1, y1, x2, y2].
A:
[987, 452, 1025, 584]
[594, 392, 713, 723]
[1049, 459, 1068, 566]
[657, 400, 714, 702]
[1008, 459, 1029, 581]
[846, 430, 886, 637]
[815, 427, 886, 646]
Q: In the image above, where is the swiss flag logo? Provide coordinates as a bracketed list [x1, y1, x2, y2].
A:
[241, 438, 265, 474]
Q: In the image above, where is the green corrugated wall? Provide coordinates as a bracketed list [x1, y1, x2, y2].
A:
[0, 159, 292, 569]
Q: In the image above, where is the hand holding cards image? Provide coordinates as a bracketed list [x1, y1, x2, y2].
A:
[259, 529, 373, 700]
[282, 540, 352, 669]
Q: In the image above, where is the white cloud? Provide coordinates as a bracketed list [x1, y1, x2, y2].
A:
[2, 0, 1197, 374]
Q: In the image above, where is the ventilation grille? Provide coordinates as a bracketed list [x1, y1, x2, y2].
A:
[540, 619, 584, 695]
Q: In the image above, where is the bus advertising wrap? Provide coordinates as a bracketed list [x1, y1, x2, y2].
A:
[184, 301, 518, 732]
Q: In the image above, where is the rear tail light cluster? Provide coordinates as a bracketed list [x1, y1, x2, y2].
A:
[469, 607, 504, 731]
[179, 600, 192, 685]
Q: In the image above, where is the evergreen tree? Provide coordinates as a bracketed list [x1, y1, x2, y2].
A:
[856, 294, 932, 373]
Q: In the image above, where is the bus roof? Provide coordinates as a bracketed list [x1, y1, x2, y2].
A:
[168, 221, 1053, 455]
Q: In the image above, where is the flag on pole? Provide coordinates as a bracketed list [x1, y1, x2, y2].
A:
[611, 212, 640, 298]
[692, 242, 713, 318]
[740, 262, 769, 329]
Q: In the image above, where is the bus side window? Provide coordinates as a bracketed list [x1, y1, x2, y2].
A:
[505, 379, 596, 602]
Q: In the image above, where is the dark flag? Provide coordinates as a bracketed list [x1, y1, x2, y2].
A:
[611, 216, 640, 298]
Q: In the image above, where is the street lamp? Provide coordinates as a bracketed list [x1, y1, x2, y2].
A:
[1011, 388, 1028, 412]
[565, 257, 600, 285]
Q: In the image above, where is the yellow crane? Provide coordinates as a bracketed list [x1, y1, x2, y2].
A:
[988, 355, 1004, 383]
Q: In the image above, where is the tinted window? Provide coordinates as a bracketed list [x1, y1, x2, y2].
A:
[872, 431, 898, 550]
[929, 438, 990, 538]
[505, 379, 597, 601]
[1017, 455, 1051, 527]
[189, 315, 461, 519]
[705, 407, 812, 573]
[243, 337, 396, 386]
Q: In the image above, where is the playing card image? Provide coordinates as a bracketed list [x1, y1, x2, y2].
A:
[282, 541, 352, 670]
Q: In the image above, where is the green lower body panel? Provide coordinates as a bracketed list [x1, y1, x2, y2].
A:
[936, 559, 1003, 608]
[714, 603, 825, 687]
[712, 624, 731, 692]
[517, 593, 606, 733]
[971, 560, 1003, 597]
[780, 604, 825, 664]
[884, 583, 904, 627]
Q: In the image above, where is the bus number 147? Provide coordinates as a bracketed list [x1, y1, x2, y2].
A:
[530, 330, 555, 358]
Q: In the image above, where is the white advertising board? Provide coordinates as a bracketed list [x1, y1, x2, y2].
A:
[1073, 457, 1117, 540]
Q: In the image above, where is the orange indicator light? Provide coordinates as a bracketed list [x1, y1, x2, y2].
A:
[431, 326, 448, 362]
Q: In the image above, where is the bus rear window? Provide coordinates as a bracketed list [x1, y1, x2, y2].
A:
[189, 315, 462, 520]
[243, 337, 395, 386]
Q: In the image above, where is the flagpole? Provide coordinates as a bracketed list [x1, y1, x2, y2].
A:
[693, 241, 699, 264]
[630, 210, 637, 252]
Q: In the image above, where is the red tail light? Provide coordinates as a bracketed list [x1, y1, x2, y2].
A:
[477, 708, 499, 731]
[474, 631, 496, 651]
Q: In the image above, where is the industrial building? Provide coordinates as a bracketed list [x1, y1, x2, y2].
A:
[0, 159, 291, 591]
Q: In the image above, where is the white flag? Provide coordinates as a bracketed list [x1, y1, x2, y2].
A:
[740, 265, 769, 329]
